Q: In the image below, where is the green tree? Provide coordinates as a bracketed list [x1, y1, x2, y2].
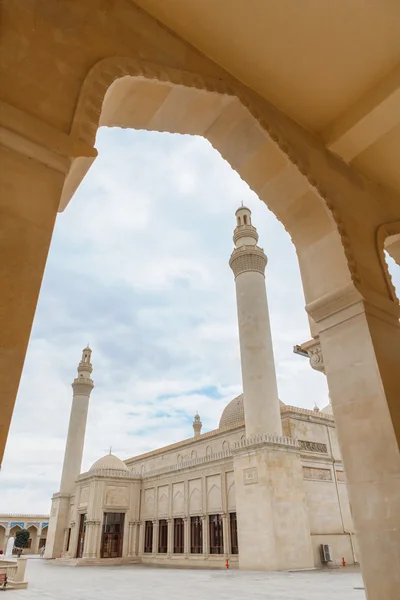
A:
[14, 529, 30, 554]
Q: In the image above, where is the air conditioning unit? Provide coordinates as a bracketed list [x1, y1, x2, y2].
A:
[321, 544, 333, 563]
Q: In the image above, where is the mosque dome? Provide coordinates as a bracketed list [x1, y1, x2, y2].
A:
[219, 394, 286, 429]
[219, 394, 244, 428]
[320, 403, 333, 415]
[89, 453, 129, 473]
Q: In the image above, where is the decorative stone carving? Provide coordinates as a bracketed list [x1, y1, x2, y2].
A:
[243, 467, 258, 485]
[229, 246, 267, 278]
[297, 338, 325, 373]
[105, 485, 128, 506]
[299, 440, 328, 454]
[79, 486, 89, 506]
[303, 466, 332, 481]
[308, 344, 324, 373]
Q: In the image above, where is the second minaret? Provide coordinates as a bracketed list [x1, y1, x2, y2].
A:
[59, 345, 94, 494]
[229, 206, 282, 437]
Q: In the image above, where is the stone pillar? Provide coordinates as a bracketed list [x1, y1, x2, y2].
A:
[82, 520, 100, 559]
[222, 513, 229, 557]
[202, 515, 209, 556]
[233, 436, 313, 570]
[167, 519, 173, 557]
[309, 293, 400, 600]
[152, 520, 158, 556]
[183, 517, 190, 557]
[127, 522, 135, 557]
[0, 145, 64, 467]
[138, 522, 144, 556]
[229, 206, 282, 436]
[34, 527, 42, 554]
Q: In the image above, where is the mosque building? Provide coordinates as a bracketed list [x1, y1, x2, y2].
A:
[45, 207, 355, 569]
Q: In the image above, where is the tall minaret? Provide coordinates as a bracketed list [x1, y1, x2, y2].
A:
[59, 346, 94, 494]
[45, 346, 94, 559]
[229, 206, 282, 437]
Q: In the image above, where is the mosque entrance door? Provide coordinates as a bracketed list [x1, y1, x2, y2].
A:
[100, 513, 125, 558]
[76, 513, 86, 558]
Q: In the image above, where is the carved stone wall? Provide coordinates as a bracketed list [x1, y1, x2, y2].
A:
[79, 486, 89, 506]
[299, 440, 328, 454]
[105, 486, 128, 506]
[303, 467, 332, 481]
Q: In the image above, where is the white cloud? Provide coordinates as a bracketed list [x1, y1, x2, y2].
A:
[3, 128, 397, 514]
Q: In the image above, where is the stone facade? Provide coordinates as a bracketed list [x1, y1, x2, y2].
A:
[55, 403, 355, 569]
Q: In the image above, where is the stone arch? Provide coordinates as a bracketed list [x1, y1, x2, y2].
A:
[379, 221, 400, 300]
[222, 440, 229, 452]
[206, 445, 212, 456]
[26, 525, 38, 552]
[62, 56, 361, 313]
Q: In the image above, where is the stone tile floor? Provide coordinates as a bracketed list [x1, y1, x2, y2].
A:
[12, 558, 366, 600]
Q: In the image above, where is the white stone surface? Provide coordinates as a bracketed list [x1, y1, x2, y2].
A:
[11, 559, 365, 599]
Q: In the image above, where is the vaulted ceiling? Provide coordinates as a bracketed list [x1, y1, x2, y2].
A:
[134, 0, 400, 195]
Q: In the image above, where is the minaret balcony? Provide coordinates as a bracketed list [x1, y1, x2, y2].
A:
[233, 224, 259, 246]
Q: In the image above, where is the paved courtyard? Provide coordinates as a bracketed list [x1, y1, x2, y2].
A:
[12, 558, 365, 600]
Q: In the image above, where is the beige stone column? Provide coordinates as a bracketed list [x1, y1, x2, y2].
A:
[229, 206, 282, 436]
[183, 517, 190, 557]
[310, 292, 400, 600]
[34, 526, 42, 554]
[127, 522, 135, 557]
[167, 518, 173, 557]
[82, 520, 100, 559]
[152, 520, 158, 556]
[222, 513, 229, 557]
[0, 145, 64, 467]
[202, 515, 209, 556]
[138, 522, 144, 556]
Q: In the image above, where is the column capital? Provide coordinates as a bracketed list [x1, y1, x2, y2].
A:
[297, 338, 325, 373]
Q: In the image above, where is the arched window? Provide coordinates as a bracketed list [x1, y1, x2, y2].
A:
[206, 445, 212, 456]
[237, 216, 241, 226]
[222, 440, 229, 452]
[243, 215, 248, 225]
[191, 450, 197, 459]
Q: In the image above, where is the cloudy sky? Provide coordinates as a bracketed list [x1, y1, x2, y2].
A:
[1, 128, 399, 514]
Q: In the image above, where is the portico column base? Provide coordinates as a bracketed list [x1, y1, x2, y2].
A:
[233, 435, 313, 571]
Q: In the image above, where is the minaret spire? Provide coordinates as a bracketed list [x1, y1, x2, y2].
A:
[229, 205, 282, 436]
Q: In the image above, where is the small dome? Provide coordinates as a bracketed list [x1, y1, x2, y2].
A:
[89, 454, 129, 472]
[321, 403, 333, 415]
[219, 394, 285, 429]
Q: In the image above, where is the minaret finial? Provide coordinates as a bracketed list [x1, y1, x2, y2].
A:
[109, 446, 112, 455]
